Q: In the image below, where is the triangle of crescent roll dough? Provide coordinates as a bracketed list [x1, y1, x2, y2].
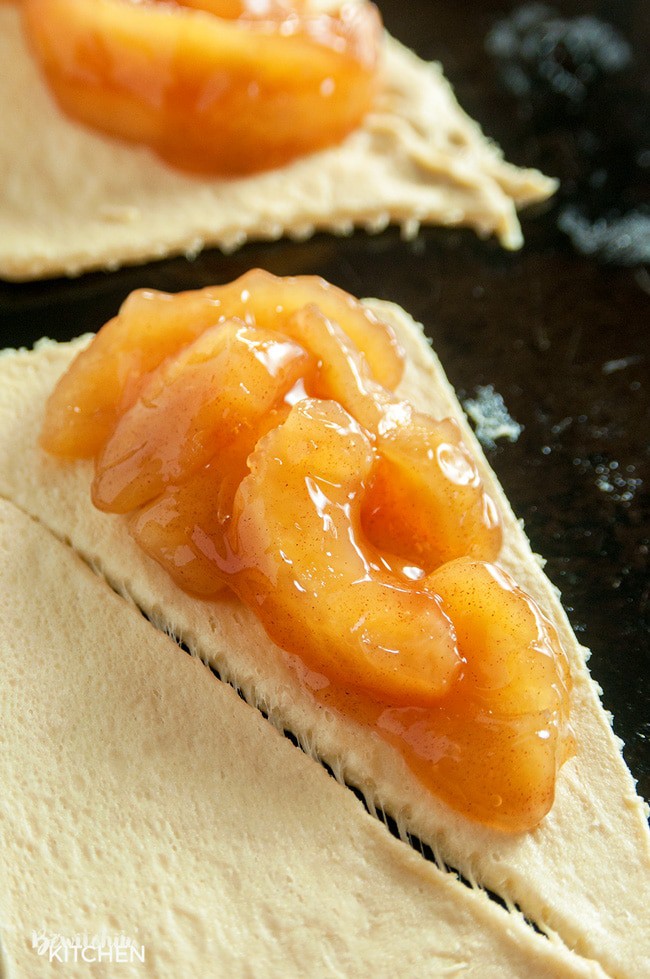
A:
[0, 303, 647, 978]
[0, 498, 608, 979]
[0, 3, 556, 281]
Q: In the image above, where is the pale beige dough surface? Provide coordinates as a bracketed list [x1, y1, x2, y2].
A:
[0, 303, 648, 978]
[0, 498, 608, 979]
[0, 4, 556, 281]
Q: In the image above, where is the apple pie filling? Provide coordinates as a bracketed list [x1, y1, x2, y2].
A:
[41, 270, 572, 831]
[22, 0, 381, 174]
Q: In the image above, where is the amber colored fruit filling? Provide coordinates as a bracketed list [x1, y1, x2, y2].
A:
[41, 269, 572, 831]
[21, 0, 381, 175]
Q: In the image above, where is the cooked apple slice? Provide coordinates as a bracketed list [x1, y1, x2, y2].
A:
[40, 270, 402, 459]
[22, 0, 381, 175]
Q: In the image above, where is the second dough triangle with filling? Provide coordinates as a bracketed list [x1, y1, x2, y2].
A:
[0, 282, 647, 979]
[1, 2, 556, 281]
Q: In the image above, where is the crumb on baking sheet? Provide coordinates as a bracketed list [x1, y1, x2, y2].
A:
[463, 385, 523, 450]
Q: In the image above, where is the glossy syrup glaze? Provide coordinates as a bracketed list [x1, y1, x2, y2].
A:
[22, 0, 381, 175]
[41, 270, 572, 831]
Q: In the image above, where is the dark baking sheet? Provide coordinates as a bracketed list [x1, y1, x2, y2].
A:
[1, 0, 648, 801]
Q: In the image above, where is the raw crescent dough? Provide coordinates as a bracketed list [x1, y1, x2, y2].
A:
[0, 498, 608, 978]
[0, 301, 647, 978]
[0, 3, 556, 280]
